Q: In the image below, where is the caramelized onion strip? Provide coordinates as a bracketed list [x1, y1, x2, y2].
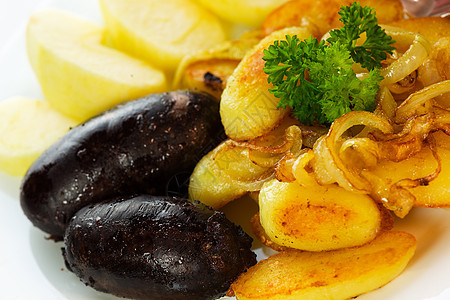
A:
[229, 125, 303, 154]
[314, 111, 393, 191]
[380, 26, 432, 86]
[207, 126, 304, 191]
[395, 80, 450, 123]
[208, 142, 276, 191]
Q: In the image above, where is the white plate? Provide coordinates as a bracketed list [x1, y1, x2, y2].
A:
[1, 1, 450, 299]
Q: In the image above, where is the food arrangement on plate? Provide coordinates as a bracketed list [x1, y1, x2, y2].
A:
[1, 0, 450, 299]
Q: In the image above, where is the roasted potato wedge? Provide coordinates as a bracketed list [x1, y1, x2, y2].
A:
[230, 230, 417, 300]
[259, 179, 381, 251]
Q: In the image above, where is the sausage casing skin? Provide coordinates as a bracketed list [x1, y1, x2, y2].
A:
[63, 195, 257, 300]
[20, 90, 223, 239]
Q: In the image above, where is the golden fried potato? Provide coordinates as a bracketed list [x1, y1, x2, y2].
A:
[177, 59, 239, 99]
[230, 230, 417, 300]
[388, 17, 450, 45]
[173, 31, 261, 99]
[189, 115, 303, 208]
[188, 151, 246, 209]
[252, 204, 394, 252]
[370, 131, 450, 208]
[259, 179, 381, 251]
[220, 27, 312, 140]
[250, 213, 292, 252]
[261, 0, 405, 38]
[188, 140, 270, 209]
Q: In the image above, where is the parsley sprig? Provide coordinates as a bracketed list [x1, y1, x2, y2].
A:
[263, 2, 394, 125]
[327, 2, 395, 70]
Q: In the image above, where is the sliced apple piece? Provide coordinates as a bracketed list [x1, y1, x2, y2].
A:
[0, 97, 77, 177]
[99, 0, 226, 75]
[26, 9, 167, 121]
[197, 0, 289, 27]
[231, 230, 417, 300]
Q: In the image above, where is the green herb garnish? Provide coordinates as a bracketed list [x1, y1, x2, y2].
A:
[263, 2, 394, 125]
[327, 2, 395, 70]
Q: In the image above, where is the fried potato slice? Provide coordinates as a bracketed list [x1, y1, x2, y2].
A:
[388, 16, 450, 45]
[173, 31, 261, 99]
[220, 27, 312, 140]
[259, 179, 381, 251]
[369, 131, 450, 208]
[188, 144, 248, 209]
[261, 0, 405, 38]
[230, 230, 417, 300]
[176, 58, 239, 100]
[252, 203, 394, 252]
[189, 115, 302, 208]
[250, 213, 292, 252]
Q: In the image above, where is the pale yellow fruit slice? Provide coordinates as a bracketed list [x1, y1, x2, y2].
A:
[197, 0, 289, 27]
[27, 9, 167, 121]
[99, 0, 226, 75]
[231, 230, 417, 300]
[0, 97, 77, 177]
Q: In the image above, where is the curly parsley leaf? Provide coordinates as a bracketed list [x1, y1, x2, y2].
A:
[262, 2, 392, 125]
[312, 43, 383, 123]
[327, 1, 395, 70]
[263, 36, 325, 124]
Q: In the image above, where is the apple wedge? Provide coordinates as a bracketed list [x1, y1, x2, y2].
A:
[99, 0, 226, 75]
[0, 97, 77, 177]
[27, 9, 167, 121]
[197, 0, 289, 27]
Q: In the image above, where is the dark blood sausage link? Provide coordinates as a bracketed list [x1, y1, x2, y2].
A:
[20, 90, 224, 239]
[63, 195, 257, 300]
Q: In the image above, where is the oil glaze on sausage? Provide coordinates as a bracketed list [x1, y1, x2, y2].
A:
[20, 91, 223, 238]
[63, 195, 257, 300]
